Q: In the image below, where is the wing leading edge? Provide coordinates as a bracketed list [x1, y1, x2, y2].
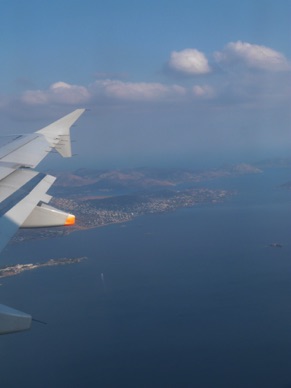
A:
[0, 109, 86, 334]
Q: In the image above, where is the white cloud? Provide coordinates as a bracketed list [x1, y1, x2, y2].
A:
[92, 79, 186, 101]
[18, 79, 187, 108]
[21, 81, 91, 105]
[168, 49, 211, 75]
[192, 85, 215, 99]
[214, 41, 291, 72]
[21, 90, 49, 105]
[5, 41, 290, 115]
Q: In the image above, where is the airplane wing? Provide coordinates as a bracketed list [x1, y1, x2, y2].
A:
[0, 108, 86, 334]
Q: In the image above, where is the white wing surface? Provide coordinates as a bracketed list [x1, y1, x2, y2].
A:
[0, 109, 85, 334]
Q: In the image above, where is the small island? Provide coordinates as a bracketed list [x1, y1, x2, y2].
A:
[269, 243, 282, 248]
[0, 257, 87, 279]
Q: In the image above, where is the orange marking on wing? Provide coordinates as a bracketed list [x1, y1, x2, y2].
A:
[65, 214, 75, 226]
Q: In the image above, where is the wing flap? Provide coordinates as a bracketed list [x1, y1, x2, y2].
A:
[0, 109, 86, 334]
[21, 203, 75, 228]
[0, 171, 55, 252]
[0, 304, 32, 334]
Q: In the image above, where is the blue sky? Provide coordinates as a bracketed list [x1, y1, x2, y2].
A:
[0, 0, 290, 169]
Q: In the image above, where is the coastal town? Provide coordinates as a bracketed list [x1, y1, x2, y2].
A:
[12, 186, 233, 243]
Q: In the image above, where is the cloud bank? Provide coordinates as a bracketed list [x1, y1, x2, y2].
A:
[92, 79, 186, 102]
[21, 82, 91, 105]
[0, 40, 289, 114]
[214, 41, 291, 72]
[0, 40, 289, 168]
[192, 85, 215, 99]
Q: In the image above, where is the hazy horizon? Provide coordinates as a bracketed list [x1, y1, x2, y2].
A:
[0, 0, 290, 171]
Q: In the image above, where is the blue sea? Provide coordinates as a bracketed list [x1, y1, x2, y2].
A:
[0, 169, 291, 388]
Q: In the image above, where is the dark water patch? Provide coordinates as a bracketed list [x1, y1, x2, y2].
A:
[0, 170, 291, 387]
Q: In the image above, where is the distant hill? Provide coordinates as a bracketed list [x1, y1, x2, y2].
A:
[50, 163, 262, 197]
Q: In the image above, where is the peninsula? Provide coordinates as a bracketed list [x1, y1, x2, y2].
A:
[0, 257, 87, 279]
[12, 164, 263, 243]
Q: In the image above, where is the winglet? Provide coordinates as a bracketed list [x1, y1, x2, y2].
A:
[36, 109, 86, 158]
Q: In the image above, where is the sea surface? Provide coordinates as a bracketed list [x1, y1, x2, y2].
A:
[0, 168, 291, 388]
